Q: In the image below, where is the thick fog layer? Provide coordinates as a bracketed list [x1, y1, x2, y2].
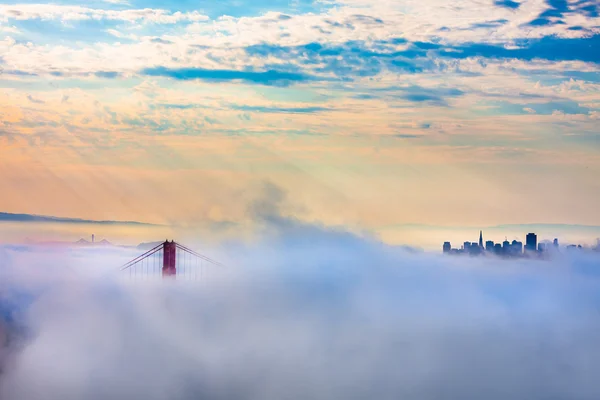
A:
[1, 216, 600, 400]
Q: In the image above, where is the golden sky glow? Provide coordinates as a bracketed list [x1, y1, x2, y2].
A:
[0, 0, 599, 246]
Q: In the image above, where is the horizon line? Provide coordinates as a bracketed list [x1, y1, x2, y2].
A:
[0, 211, 163, 227]
[382, 223, 600, 230]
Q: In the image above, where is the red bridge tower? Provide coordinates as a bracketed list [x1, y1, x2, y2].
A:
[120, 240, 223, 279]
[162, 240, 177, 277]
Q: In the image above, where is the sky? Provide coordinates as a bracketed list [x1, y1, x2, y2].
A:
[0, 0, 599, 246]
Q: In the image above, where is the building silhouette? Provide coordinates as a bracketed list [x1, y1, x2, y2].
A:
[494, 243, 502, 254]
[502, 239, 510, 253]
[469, 242, 480, 256]
[510, 240, 523, 255]
[441, 230, 590, 258]
[525, 233, 537, 253]
[443, 242, 451, 253]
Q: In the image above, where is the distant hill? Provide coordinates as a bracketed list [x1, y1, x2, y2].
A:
[0, 212, 158, 226]
[137, 241, 164, 250]
[74, 238, 114, 247]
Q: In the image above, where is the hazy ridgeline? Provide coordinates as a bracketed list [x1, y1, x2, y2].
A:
[1, 216, 600, 400]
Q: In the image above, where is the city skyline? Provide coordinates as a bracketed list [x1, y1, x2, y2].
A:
[2, 208, 600, 249]
[443, 230, 598, 257]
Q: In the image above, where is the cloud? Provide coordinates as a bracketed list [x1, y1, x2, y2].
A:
[0, 5, 209, 24]
[440, 34, 600, 64]
[0, 69, 37, 77]
[94, 71, 120, 79]
[231, 105, 329, 114]
[494, 0, 521, 9]
[1, 202, 600, 400]
[26, 95, 44, 104]
[103, 0, 131, 5]
[380, 85, 465, 106]
[150, 37, 173, 45]
[244, 41, 428, 77]
[0, 24, 20, 34]
[155, 103, 210, 110]
[485, 99, 591, 115]
[527, 0, 599, 26]
[142, 66, 314, 85]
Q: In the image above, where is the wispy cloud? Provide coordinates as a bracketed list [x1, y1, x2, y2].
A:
[0, 5, 208, 24]
[231, 105, 330, 114]
[26, 95, 44, 104]
[142, 66, 314, 85]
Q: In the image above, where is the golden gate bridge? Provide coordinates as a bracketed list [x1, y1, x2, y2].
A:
[120, 240, 223, 280]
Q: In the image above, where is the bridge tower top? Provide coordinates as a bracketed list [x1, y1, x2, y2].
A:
[120, 240, 223, 279]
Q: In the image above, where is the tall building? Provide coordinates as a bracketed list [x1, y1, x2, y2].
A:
[469, 242, 480, 256]
[502, 239, 510, 254]
[511, 240, 523, 255]
[485, 240, 494, 252]
[494, 243, 502, 254]
[525, 233, 537, 252]
[443, 242, 451, 253]
[553, 238, 559, 248]
[479, 231, 483, 248]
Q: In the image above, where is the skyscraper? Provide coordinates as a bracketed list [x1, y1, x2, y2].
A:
[494, 243, 502, 254]
[443, 242, 451, 253]
[470, 242, 480, 255]
[511, 240, 523, 255]
[525, 233, 537, 253]
[485, 240, 494, 252]
[502, 239, 510, 251]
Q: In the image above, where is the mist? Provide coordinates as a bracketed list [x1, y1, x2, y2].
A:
[1, 213, 600, 400]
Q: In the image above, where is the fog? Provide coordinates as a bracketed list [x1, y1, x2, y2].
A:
[1, 212, 600, 400]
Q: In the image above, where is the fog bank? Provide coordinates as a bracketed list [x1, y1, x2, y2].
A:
[1, 219, 600, 400]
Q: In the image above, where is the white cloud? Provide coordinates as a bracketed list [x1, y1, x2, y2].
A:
[0, 0, 597, 81]
[0, 5, 209, 24]
[103, 0, 131, 5]
[1, 216, 600, 400]
[0, 24, 20, 34]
